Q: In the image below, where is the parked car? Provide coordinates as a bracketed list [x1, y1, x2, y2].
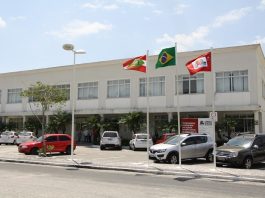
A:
[155, 133, 176, 144]
[100, 131, 122, 150]
[16, 131, 37, 145]
[216, 134, 265, 169]
[18, 133, 76, 155]
[0, 131, 18, 145]
[129, 133, 153, 151]
[149, 133, 213, 164]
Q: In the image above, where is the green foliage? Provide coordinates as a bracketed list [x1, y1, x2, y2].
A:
[24, 117, 42, 136]
[118, 112, 144, 133]
[47, 111, 71, 133]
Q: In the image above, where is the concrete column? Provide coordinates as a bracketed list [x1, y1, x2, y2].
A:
[23, 116, 26, 129]
[254, 111, 260, 134]
[46, 115, 49, 125]
[167, 112, 173, 122]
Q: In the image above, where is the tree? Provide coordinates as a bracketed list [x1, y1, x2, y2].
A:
[119, 112, 144, 134]
[21, 82, 67, 155]
[24, 117, 42, 136]
[47, 111, 71, 133]
[84, 115, 101, 144]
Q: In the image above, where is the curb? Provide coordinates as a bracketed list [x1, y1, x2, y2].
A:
[1, 158, 265, 183]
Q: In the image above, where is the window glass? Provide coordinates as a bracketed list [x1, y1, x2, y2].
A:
[196, 136, 207, 144]
[45, 136, 58, 142]
[7, 88, 22, 104]
[183, 137, 197, 145]
[103, 132, 118, 137]
[54, 84, 70, 100]
[176, 74, 204, 94]
[59, 135, 70, 141]
[216, 70, 248, 93]
[139, 76, 165, 96]
[78, 82, 98, 100]
[107, 79, 130, 98]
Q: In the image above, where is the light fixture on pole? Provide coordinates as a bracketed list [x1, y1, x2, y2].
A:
[63, 44, 86, 160]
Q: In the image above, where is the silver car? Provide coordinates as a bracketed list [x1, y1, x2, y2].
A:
[0, 131, 18, 145]
[100, 131, 122, 150]
[149, 134, 213, 164]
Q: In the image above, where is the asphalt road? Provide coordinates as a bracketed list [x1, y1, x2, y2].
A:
[1, 162, 265, 198]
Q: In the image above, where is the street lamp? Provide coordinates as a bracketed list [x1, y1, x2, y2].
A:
[63, 44, 86, 160]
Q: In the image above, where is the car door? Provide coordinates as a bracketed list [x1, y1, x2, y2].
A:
[181, 137, 197, 159]
[252, 137, 264, 162]
[0, 132, 8, 143]
[195, 136, 211, 157]
[58, 135, 71, 152]
[45, 136, 59, 152]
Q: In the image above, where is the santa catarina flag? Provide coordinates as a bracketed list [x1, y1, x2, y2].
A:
[123, 55, 146, 73]
[185, 52, 212, 75]
[156, 47, 176, 68]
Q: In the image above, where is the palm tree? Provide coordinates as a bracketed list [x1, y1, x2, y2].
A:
[84, 115, 101, 144]
[47, 111, 71, 134]
[119, 112, 144, 134]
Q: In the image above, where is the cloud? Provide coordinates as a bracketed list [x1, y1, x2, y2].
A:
[212, 7, 252, 28]
[257, 0, 265, 10]
[155, 7, 252, 51]
[117, 0, 154, 6]
[0, 17, 6, 28]
[82, 2, 119, 10]
[156, 26, 211, 51]
[10, 16, 27, 21]
[47, 20, 112, 39]
[174, 4, 189, 15]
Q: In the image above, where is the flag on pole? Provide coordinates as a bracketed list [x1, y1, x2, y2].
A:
[156, 47, 176, 68]
[123, 55, 146, 73]
[185, 52, 211, 75]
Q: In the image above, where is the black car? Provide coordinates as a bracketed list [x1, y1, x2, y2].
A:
[216, 134, 265, 169]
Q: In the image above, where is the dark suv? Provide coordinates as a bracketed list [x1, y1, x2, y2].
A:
[216, 134, 265, 169]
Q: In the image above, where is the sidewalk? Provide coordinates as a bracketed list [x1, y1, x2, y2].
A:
[0, 145, 265, 183]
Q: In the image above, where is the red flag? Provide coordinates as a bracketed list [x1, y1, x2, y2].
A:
[122, 55, 146, 73]
[185, 52, 211, 75]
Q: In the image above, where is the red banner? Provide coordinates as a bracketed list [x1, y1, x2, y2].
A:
[181, 118, 198, 133]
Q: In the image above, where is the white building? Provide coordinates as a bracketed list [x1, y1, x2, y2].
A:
[0, 44, 265, 140]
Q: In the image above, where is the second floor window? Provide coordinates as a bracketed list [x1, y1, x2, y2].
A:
[78, 82, 98, 99]
[7, 88, 22, 104]
[107, 79, 130, 98]
[216, 70, 248, 93]
[139, 76, 165, 96]
[176, 74, 204, 94]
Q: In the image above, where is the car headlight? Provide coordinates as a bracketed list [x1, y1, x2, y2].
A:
[157, 149, 167, 153]
[229, 152, 238, 158]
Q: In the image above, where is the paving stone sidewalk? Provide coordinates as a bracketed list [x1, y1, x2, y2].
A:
[0, 145, 265, 183]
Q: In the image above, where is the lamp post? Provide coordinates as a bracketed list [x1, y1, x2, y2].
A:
[63, 44, 86, 160]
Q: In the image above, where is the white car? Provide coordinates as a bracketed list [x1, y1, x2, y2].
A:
[0, 131, 18, 145]
[149, 133, 213, 164]
[16, 131, 36, 145]
[129, 133, 153, 151]
[100, 131, 122, 150]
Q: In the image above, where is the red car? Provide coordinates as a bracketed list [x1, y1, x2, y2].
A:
[18, 134, 76, 155]
[155, 133, 176, 144]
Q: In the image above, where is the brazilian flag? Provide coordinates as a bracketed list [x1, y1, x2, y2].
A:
[155, 47, 176, 69]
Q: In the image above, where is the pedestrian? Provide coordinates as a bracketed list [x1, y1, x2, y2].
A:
[83, 128, 89, 143]
[77, 130, 82, 142]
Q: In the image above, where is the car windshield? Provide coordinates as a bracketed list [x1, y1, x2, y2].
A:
[103, 132, 118, 137]
[36, 136, 44, 142]
[226, 136, 254, 148]
[164, 135, 186, 145]
[136, 135, 147, 139]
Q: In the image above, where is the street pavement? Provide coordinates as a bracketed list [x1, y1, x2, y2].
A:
[0, 144, 265, 183]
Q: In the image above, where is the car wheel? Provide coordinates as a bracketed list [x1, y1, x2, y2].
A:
[65, 146, 71, 155]
[118, 146, 122, 150]
[167, 153, 179, 164]
[206, 151, 213, 162]
[100, 146, 105, 150]
[30, 147, 39, 155]
[243, 157, 253, 169]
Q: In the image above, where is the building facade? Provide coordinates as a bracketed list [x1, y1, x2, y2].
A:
[0, 44, 265, 140]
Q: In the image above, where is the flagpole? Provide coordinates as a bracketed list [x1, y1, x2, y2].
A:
[146, 50, 150, 167]
[175, 43, 181, 167]
[211, 47, 216, 169]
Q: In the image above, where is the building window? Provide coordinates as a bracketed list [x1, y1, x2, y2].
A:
[139, 76, 165, 97]
[78, 82, 98, 100]
[216, 70, 248, 93]
[107, 79, 130, 98]
[176, 74, 204, 94]
[7, 88, 22, 104]
[54, 84, 70, 100]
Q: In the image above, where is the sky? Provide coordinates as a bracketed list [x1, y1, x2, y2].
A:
[0, 0, 265, 73]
